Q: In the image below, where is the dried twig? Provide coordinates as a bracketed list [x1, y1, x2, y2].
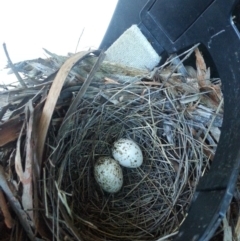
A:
[3, 43, 27, 88]
[75, 28, 85, 53]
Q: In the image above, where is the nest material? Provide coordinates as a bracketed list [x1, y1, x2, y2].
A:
[0, 45, 233, 241]
[50, 89, 202, 240]
[43, 48, 221, 240]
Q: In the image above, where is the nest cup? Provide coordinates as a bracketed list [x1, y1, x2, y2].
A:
[46, 81, 209, 241]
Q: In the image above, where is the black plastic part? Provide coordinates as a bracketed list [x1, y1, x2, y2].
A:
[138, 22, 165, 55]
[175, 190, 232, 241]
[99, 0, 148, 50]
[140, 0, 240, 240]
[100, 0, 240, 240]
[147, 0, 214, 42]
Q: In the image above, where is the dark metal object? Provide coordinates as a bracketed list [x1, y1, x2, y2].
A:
[100, 0, 240, 240]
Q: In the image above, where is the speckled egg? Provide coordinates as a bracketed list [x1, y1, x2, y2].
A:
[112, 138, 143, 168]
[94, 156, 123, 193]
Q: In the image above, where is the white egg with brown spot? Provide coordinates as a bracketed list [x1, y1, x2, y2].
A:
[94, 156, 123, 193]
[112, 138, 143, 168]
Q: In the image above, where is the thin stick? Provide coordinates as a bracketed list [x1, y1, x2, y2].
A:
[160, 43, 200, 69]
[202, 98, 223, 143]
[59, 203, 82, 241]
[163, 44, 199, 85]
[75, 28, 85, 53]
[156, 231, 178, 241]
[3, 43, 27, 88]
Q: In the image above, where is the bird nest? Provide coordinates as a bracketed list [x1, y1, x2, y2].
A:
[43, 49, 222, 240]
[0, 45, 227, 241]
[47, 87, 204, 240]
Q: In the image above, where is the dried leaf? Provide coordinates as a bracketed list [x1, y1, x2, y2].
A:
[200, 94, 221, 111]
[15, 123, 25, 182]
[0, 114, 24, 147]
[37, 50, 99, 164]
[205, 67, 211, 81]
[200, 85, 222, 110]
[21, 101, 34, 220]
[14, 101, 35, 221]
[195, 48, 211, 87]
